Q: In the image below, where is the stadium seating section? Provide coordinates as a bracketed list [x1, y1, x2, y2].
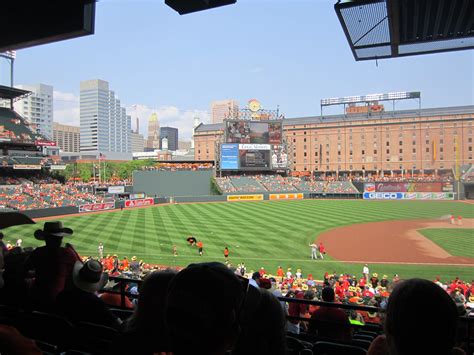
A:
[0, 107, 43, 143]
[216, 176, 359, 194]
[0, 184, 103, 210]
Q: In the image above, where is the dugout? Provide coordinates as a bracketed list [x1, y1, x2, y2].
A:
[133, 170, 214, 197]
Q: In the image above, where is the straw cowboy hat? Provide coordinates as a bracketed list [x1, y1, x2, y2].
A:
[34, 221, 73, 241]
[72, 259, 108, 293]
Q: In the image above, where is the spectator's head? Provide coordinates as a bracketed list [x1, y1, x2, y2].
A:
[252, 271, 261, 281]
[322, 287, 335, 302]
[34, 221, 73, 248]
[0, 232, 3, 240]
[165, 262, 246, 355]
[384, 278, 459, 355]
[127, 269, 177, 335]
[72, 259, 108, 293]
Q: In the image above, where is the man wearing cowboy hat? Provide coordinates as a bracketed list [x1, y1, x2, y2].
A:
[24, 221, 81, 309]
[56, 259, 121, 329]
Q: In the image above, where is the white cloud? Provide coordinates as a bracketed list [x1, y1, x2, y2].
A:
[127, 104, 210, 141]
[53, 90, 80, 126]
[52, 90, 209, 140]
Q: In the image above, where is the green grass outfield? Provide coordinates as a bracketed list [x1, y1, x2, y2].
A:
[420, 228, 474, 259]
[6, 200, 474, 281]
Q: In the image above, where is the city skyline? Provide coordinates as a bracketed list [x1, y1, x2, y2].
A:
[2, 1, 472, 140]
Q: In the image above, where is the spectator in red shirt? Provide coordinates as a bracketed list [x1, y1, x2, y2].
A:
[24, 222, 81, 310]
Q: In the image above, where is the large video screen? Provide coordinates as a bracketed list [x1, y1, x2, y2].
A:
[271, 144, 288, 169]
[225, 120, 282, 144]
[240, 148, 271, 169]
[221, 144, 239, 170]
[220, 143, 288, 171]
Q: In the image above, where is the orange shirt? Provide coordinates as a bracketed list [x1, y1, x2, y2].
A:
[197, 242, 203, 248]
[224, 249, 229, 256]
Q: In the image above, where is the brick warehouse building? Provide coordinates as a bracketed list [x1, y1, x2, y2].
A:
[194, 105, 474, 174]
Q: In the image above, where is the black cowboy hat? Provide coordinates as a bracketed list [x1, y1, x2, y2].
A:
[187, 236, 197, 244]
[34, 221, 73, 240]
[0, 212, 35, 230]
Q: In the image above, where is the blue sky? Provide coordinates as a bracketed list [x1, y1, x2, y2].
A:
[2, 0, 473, 139]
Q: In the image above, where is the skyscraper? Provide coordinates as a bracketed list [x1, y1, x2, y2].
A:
[79, 79, 131, 160]
[146, 112, 160, 149]
[13, 83, 53, 138]
[210, 99, 239, 123]
[159, 127, 178, 151]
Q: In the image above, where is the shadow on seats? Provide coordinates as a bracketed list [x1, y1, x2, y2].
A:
[74, 321, 118, 354]
[313, 340, 367, 355]
[15, 311, 74, 352]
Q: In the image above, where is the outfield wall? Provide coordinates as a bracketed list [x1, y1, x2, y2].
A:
[133, 170, 214, 197]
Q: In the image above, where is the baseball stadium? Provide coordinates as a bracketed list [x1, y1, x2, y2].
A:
[1, 1, 474, 354]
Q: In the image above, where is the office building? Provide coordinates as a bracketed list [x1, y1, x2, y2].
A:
[14, 83, 53, 138]
[160, 126, 178, 151]
[79, 79, 131, 160]
[131, 131, 145, 152]
[210, 99, 239, 124]
[53, 122, 80, 153]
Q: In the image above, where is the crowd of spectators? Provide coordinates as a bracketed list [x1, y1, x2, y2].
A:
[256, 175, 299, 192]
[0, 184, 104, 211]
[227, 176, 267, 193]
[217, 175, 359, 194]
[461, 168, 474, 182]
[215, 176, 237, 193]
[140, 162, 214, 171]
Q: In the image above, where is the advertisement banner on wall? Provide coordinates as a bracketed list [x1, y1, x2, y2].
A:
[366, 192, 454, 200]
[363, 192, 405, 200]
[406, 182, 442, 192]
[49, 165, 67, 170]
[442, 182, 454, 192]
[108, 186, 125, 194]
[13, 165, 42, 170]
[375, 183, 408, 192]
[79, 202, 115, 213]
[364, 183, 376, 192]
[125, 198, 154, 208]
[269, 193, 304, 200]
[227, 194, 264, 201]
[130, 193, 145, 200]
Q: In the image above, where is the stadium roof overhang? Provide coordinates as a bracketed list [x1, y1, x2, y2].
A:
[0, 0, 96, 52]
[0, 85, 31, 102]
[165, 0, 236, 15]
[335, 0, 474, 61]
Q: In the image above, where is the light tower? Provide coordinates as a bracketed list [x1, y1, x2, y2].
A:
[191, 116, 201, 149]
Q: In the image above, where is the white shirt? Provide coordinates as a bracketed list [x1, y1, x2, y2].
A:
[363, 266, 369, 274]
[15, 239, 22, 247]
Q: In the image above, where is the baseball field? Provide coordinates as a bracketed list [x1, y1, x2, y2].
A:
[7, 199, 474, 280]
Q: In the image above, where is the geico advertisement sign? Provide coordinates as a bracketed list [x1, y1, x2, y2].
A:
[363, 192, 404, 200]
[125, 198, 154, 208]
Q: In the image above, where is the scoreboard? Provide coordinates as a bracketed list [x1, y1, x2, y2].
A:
[221, 119, 287, 171]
